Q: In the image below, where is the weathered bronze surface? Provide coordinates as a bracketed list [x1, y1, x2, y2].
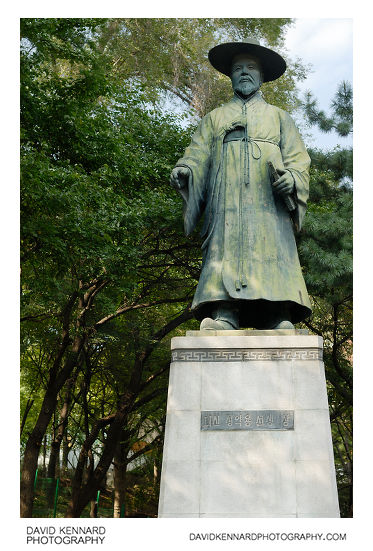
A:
[170, 39, 312, 329]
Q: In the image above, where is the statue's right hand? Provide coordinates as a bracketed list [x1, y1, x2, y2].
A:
[170, 166, 190, 190]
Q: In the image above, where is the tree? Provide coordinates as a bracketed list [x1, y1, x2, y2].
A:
[298, 81, 353, 516]
[20, 18, 311, 517]
[65, 306, 192, 518]
[20, 17, 193, 517]
[303, 81, 352, 137]
[96, 18, 307, 118]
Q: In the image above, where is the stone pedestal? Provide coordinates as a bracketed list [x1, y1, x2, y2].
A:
[158, 331, 340, 518]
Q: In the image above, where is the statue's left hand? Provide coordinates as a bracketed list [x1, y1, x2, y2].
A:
[271, 168, 295, 196]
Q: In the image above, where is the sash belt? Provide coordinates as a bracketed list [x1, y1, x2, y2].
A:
[223, 128, 279, 160]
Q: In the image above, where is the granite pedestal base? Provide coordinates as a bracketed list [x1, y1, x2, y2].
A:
[158, 331, 340, 518]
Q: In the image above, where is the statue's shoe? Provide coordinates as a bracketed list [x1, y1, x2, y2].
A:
[200, 317, 237, 330]
[272, 320, 295, 329]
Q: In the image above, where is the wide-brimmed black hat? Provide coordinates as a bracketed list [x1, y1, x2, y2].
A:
[208, 38, 286, 82]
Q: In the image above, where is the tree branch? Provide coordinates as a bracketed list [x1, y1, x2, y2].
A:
[93, 296, 190, 329]
[21, 312, 58, 323]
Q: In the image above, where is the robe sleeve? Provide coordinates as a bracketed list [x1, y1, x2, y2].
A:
[174, 113, 214, 236]
[279, 111, 311, 231]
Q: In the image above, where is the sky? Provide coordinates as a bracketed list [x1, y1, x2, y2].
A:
[284, 18, 353, 149]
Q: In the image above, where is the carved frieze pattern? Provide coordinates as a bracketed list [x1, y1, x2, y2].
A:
[171, 348, 322, 362]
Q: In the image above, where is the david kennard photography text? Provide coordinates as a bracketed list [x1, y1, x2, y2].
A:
[26, 526, 106, 545]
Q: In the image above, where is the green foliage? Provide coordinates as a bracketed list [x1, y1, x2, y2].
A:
[299, 177, 352, 303]
[297, 82, 353, 517]
[97, 18, 306, 117]
[21, 17, 194, 325]
[20, 21, 199, 519]
[302, 81, 352, 136]
[298, 82, 353, 311]
[25, 18, 356, 518]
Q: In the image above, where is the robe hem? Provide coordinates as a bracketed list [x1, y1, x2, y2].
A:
[191, 298, 311, 328]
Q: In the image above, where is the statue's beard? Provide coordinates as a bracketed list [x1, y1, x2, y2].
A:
[233, 77, 261, 98]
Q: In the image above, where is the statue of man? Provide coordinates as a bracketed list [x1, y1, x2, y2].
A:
[170, 38, 312, 330]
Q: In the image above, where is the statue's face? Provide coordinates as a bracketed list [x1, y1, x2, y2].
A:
[230, 54, 262, 98]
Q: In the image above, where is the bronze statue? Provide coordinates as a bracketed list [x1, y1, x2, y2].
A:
[170, 38, 312, 330]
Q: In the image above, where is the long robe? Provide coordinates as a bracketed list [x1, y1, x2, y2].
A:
[176, 91, 312, 328]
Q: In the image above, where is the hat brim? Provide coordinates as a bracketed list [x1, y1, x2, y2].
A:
[208, 42, 286, 82]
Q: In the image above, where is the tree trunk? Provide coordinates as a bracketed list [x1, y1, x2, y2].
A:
[65, 308, 191, 518]
[90, 500, 98, 518]
[20, 391, 60, 517]
[20, 398, 34, 436]
[42, 434, 47, 476]
[87, 449, 98, 518]
[349, 478, 353, 517]
[65, 398, 132, 517]
[47, 442, 59, 480]
[62, 434, 69, 475]
[153, 461, 158, 486]
[113, 432, 129, 518]
[20, 336, 84, 517]
[47, 376, 76, 479]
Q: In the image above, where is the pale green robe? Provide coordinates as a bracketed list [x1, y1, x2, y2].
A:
[176, 91, 312, 328]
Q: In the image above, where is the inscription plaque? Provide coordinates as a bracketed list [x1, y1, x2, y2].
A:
[201, 410, 294, 431]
